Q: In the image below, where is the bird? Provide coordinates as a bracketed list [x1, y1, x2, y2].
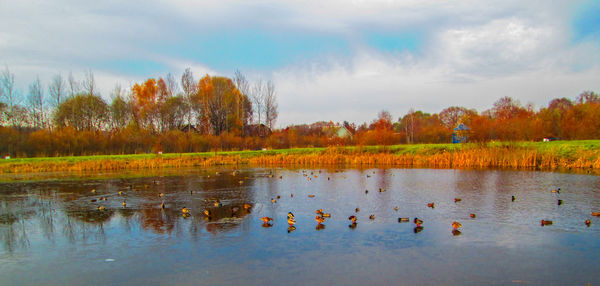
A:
[276, 195, 281, 199]
[97, 206, 104, 210]
[585, 219, 591, 227]
[288, 212, 295, 219]
[287, 217, 296, 225]
[159, 193, 164, 197]
[541, 220, 553, 226]
[511, 195, 516, 202]
[316, 209, 323, 215]
[414, 217, 423, 227]
[91, 189, 96, 193]
[348, 215, 357, 223]
[322, 213, 331, 218]
[214, 200, 222, 207]
[181, 207, 190, 214]
[394, 206, 399, 211]
[427, 203, 435, 208]
[261, 217, 273, 224]
[557, 199, 563, 205]
[308, 194, 315, 198]
[203, 209, 211, 217]
[365, 190, 369, 194]
[454, 198, 462, 203]
[122, 201, 126, 207]
[452, 221, 462, 230]
[271, 198, 277, 203]
[592, 212, 600, 217]
[469, 213, 477, 218]
[355, 207, 360, 213]
[118, 191, 123, 196]
[552, 188, 561, 194]
[398, 217, 409, 223]
[243, 203, 252, 210]
[290, 194, 294, 197]
[369, 214, 375, 220]
[160, 202, 165, 209]
[315, 215, 325, 224]
[378, 188, 386, 192]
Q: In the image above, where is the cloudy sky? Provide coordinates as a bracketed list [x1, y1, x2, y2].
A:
[1, 0, 599, 126]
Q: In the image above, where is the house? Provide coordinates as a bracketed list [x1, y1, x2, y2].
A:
[322, 125, 353, 139]
[244, 124, 272, 137]
[452, 124, 470, 143]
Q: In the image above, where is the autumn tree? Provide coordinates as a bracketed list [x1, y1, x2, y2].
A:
[196, 75, 251, 135]
[131, 78, 159, 131]
[54, 93, 109, 131]
[439, 106, 476, 130]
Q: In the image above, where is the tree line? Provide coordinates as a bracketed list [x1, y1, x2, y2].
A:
[0, 65, 598, 157]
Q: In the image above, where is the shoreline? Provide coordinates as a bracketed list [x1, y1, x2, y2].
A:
[1, 141, 599, 174]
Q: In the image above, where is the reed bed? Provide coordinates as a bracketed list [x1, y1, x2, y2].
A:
[1, 142, 599, 173]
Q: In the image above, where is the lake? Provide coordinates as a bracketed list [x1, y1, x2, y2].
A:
[1, 167, 599, 285]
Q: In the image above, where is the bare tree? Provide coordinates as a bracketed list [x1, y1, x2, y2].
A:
[251, 79, 264, 125]
[48, 73, 66, 108]
[1, 66, 22, 126]
[264, 80, 278, 129]
[27, 76, 46, 129]
[233, 70, 251, 133]
[81, 69, 97, 96]
[181, 68, 196, 129]
[166, 72, 179, 97]
[68, 71, 79, 98]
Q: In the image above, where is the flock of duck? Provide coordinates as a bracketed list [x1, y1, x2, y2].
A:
[92, 170, 600, 234]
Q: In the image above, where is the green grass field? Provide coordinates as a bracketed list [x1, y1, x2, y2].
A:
[1, 140, 599, 165]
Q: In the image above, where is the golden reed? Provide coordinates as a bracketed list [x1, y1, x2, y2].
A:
[1, 147, 599, 173]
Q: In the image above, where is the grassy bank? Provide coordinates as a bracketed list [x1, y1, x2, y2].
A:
[1, 140, 600, 173]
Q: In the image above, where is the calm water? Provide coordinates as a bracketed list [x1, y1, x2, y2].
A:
[1, 167, 599, 285]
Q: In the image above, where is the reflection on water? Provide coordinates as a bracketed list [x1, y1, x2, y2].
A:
[1, 168, 600, 285]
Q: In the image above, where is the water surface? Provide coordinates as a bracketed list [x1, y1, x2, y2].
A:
[1, 168, 599, 285]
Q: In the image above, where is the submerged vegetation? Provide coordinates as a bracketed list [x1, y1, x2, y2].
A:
[1, 141, 599, 174]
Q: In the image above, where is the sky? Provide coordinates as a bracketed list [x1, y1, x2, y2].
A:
[1, 0, 599, 127]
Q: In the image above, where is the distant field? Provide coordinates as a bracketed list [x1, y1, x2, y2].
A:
[1, 140, 599, 173]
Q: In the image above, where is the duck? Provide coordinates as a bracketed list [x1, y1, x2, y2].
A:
[288, 212, 295, 219]
[316, 209, 323, 215]
[122, 201, 126, 207]
[355, 207, 360, 213]
[91, 189, 96, 193]
[369, 214, 375, 220]
[118, 191, 123, 196]
[261, 217, 273, 224]
[469, 213, 476, 218]
[378, 188, 386, 192]
[511, 195, 516, 202]
[365, 190, 369, 194]
[315, 215, 325, 224]
[290, 194, 294, 197]
[427, 202, 435, 208]
[214, 200, 222, 207]
[454, 198, 462, 203]
[181, 207, 190, 214]
[287, 217, 296, 225]
[348, 215, 357, 223]
[414, 217, 423, 227]
[159, 193, 164, 197]
[322, 213, 331, 218]
[394, 206, 399, 211]
[398, 217, 409, 223]
[308, 194, 315, 198]
[97, 206, 105, 210]
[557, 199, 563, 206]
[271, 198, 277, 203]
[243, 203, 252, 210]
[238, 180, 243, 185]
[585, 219, 591, 227]
[452, 221, 462, 230]
[540, 220, 553, 226]
[276, 195, 281, 199]
[160, 202, 165, 209]
[203, 209, 211, 217]
[592, 211, 600, 217]
[552, 188, 561, 194]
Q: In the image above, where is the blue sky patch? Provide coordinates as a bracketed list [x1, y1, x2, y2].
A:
[572, 0, 600, 42]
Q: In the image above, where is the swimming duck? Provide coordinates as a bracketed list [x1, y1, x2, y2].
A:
[427, 203, 435, 208]
[315, 215, 325, 224]
[585, 219, 591, 227]
[552, 188, 561, 194]
[316, 209, 323, 215]
[322, 213, 331, 218]
[238, 180, 243, 184]
[369, 214, 375, 220]
[97, 206, 105, 210]
[160, 202, 165, 209]
[118, 191, 123, 196]
[243, 203, 251, 210]
[398, 217, 409, 223]
[511, 195, 516, 202]
[414, 217, 423, 227]
[271, 198, 277, 203]
[261, 217, 273, 224]
[290, 194, 294, 197]
[308, 194, 315, 198]
[348, 215, 357, 223]
[592, 212, 600, 217]
[394, 206, 399, 211]
[452, 221, 462, 230]
[287, 217, 296, 225]
[365, 190, 369, 194]
[203, 209, 211, 217]
[366, 174, 371, 178]
[378, 188, 385, 192]
[355, 207, 360, 213]
[214, 200, 222, 207]
[181, 207, 190, 214]
[557, 199, 563, 205]
[159, 193, 164, 197]
[349, 223, 357, 229]
[540, 220, 553, 226]
[469, 213, 476, 218]
[454, 198, 462, 203]
[277, 195, 281, 199]
[122, 201, 126, 207]
[91, 189, 96, 193]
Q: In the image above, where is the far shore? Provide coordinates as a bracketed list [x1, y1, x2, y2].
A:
[1, 140, 599, 174]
